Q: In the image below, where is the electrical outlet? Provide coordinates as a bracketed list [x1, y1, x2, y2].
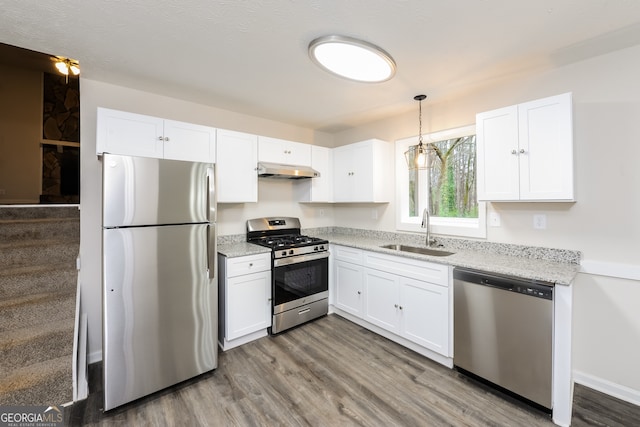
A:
[533, 214, 547, 230]
[489, 212, 501, 227]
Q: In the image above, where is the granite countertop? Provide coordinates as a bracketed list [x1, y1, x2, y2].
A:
[217, 241, 271, 258]
[313, 231, 580, 286]
[217, 227, 581, 286]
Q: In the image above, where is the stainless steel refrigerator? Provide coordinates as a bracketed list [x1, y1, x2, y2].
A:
[102, 153, 217, 411]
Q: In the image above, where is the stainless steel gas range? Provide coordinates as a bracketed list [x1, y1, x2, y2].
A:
[247, 217, 329, 334]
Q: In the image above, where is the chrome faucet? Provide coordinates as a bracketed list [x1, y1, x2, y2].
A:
[421, 208, 433, 247]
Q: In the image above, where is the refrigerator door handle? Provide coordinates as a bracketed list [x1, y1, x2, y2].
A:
[206, 166, 216, 280]
[208, 224, 217, 280]
[206, 166, 216, 223]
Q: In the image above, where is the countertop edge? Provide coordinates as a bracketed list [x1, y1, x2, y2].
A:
[321, 233, 579, 286]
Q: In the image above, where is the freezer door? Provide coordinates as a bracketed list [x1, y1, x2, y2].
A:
[103, 153, 215, 227]
[103, 224, 217, 410]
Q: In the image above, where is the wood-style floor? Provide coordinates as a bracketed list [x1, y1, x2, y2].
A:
[66, 314, 639, 426]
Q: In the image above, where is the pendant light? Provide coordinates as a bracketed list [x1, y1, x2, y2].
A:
[404, 94, 435, 169]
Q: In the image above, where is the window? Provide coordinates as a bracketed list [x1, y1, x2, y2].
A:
[396, 125, 486, 238]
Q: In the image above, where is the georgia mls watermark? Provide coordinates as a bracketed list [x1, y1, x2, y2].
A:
[0, 406, 63, 427]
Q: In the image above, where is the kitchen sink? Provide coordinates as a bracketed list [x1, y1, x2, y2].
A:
[380, 244, 454, 257]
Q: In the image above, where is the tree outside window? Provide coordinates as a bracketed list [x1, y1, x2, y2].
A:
[397, 125, 485, 239]
[409, 134, 477, 219]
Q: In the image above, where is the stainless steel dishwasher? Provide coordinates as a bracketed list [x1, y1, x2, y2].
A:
[453, 267, 554, 411]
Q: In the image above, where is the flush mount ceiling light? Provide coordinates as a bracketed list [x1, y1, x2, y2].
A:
[308, 35, 396, 83]
[405, 94, 436, 170]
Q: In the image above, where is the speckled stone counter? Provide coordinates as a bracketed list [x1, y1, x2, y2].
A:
[217, 227, 581, 285]
[217, 240, 270, 258]
[306, 227, 580, 286]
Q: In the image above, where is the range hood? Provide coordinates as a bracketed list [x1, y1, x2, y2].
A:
[257, 162, 320, 179]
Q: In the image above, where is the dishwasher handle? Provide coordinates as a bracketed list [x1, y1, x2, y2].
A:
[453, 267, 554, 300]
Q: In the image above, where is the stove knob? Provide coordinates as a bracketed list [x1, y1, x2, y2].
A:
[281, 251, 287, 257]
[313, 246, 319, 251]
[289, 249, 294, 255]
[319, 245, 325, 251]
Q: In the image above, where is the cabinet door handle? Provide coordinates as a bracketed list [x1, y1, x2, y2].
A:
[519, 148, 526, 154]
[511, 149, 518, 155]
[394, 304, 398, 308]
[248, 263, 253, 267]
[165, 137, 170, 141]
[357, 291, 361, 295]
[158, 136, 164, 141]
[399, 305, 403, 310]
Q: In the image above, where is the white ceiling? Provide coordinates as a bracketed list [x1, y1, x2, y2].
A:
[2, 1, 640, 133]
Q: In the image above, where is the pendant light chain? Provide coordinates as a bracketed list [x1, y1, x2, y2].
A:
[418, 98, 423, 145]
[414, 94, 426, 147]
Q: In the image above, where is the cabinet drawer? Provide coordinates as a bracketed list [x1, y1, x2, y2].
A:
[226, 253, 271, 277]
[332, 245, 363, 264]
[364, 251, 449, 287]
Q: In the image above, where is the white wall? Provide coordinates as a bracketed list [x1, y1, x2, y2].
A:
[79, 79, 334, 360]
[332, 44, 640, 400]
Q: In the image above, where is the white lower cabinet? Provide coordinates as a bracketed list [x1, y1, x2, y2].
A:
[332, 244, 452, 366]
[398, 276, 448, 354]
[218, 252, 271, 350]
[335, 260, 364, 317]
[363, 268, 400, 333]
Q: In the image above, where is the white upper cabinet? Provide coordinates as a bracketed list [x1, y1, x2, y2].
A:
[96, 108, 164, 158]
[258, 136, 312, 166]
[476, 93, 574, 201]
[163, 119, 216, 163]
[96, 107, 216, 163]
[333, 139, 393, 203]
[294, 145, 333, 203]
[216, 129, 258, 203]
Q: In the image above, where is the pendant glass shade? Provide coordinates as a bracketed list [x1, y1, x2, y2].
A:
[405, 142, 435, 170]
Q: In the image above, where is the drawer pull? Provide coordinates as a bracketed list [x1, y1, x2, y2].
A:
[298, 308, 311, 315]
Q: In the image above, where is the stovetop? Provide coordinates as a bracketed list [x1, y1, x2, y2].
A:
[254, 234, 327, 249]
[246, 217, 328, 259]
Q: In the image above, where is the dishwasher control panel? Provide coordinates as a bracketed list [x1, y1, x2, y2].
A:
[456, 267, 554, 301]
[512, 283, 553, 299]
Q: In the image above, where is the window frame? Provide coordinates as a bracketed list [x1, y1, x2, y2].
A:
[395, 125, 486, 239]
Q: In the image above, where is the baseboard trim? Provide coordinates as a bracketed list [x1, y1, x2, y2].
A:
[573, 370, 640, 407]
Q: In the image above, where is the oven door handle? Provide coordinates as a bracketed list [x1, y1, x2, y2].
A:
[273, 251, 329, 267]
